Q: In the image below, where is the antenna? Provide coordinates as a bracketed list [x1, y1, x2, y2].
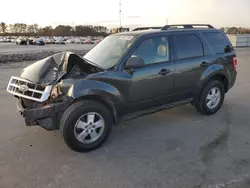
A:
[119, 0, 122, 28]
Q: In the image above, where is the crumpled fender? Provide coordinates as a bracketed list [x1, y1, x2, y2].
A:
[59, 79, 125, 124]
[60, 78, 125, 108]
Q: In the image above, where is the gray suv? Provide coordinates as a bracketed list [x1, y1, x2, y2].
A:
[7, 24, 237, 152]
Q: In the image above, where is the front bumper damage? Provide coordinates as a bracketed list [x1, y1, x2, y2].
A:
[6, 76, 72, 131]
[17, 99, 71, 131]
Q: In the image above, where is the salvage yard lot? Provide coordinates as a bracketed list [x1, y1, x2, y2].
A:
[0, 48, 250, 188]
[0, 43, 94, 55]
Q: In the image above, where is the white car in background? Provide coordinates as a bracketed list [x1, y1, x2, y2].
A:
[44, 38, 51, 44]
[66, 39, 74, 44]
[55, 39, 66, 44]
[75, 38, 82, 44]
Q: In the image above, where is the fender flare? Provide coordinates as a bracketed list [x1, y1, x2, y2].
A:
[196, 64, 230, 96]
[60, 79, 125, 124]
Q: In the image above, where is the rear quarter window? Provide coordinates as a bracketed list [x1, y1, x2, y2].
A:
[203, 32, 232, 54]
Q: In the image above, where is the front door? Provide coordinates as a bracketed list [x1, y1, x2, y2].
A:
[125, 35, 175, 112]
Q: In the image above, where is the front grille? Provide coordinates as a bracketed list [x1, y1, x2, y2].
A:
[6, 76, 52, 102]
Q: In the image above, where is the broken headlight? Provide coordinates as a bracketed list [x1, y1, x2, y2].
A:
[50, 85, 62, 99]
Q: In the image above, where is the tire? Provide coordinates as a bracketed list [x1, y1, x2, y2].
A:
[60, 100, 113, 152]
[195, 80, 225, 115]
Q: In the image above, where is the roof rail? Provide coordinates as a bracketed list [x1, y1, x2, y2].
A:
[161, 24, 214, 30]
[132, 27, 162, 31]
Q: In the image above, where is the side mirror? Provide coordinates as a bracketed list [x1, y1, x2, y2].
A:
[125, 55, 145, 68]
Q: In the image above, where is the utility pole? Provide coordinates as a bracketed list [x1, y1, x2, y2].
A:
[119, 0, 122, 28]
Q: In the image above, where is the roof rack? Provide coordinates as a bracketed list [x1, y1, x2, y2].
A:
[161, 24, 214, 30]
[132, 27, 162, 31]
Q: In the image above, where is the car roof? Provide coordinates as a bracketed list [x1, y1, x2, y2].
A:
[113, 27, 219, 37]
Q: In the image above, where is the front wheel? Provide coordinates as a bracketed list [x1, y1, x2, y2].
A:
[60, 100, 113, 152]
[195, 80, 225, 115]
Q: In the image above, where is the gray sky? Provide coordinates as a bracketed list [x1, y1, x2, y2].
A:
[1, 0, 250, 28]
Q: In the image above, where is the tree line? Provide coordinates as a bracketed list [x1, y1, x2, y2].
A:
[0, 22, 109, 37]
[1, 22, 249, 36]
[220, 27, 250, 34]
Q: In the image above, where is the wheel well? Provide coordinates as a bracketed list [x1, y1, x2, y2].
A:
[210, 74, 229, 93]
[75, 95, 117, 125]
[192, 74, 229, 106]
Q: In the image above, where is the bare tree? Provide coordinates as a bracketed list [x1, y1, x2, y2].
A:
[27, 25, 35, 35]
[1, 22, 109, 36]
[20, 23, 27, 34]
[0, 22, 7, 34]
[33, 24, 40, 35]
[8, 24, 14, 34]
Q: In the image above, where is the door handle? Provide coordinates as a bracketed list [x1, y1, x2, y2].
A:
[159, 69, 171, 76]
[200, 62, 209, 67]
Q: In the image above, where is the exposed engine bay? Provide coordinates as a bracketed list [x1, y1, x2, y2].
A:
[19, 52, 103, 85]
[63, 52, 102, 80]
[66, 65, 86, 79]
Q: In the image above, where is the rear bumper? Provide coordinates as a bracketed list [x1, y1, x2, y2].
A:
[17, 99, 71, 131]
[229, 70, 237, 90]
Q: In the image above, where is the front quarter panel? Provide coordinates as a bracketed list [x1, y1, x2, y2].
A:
[59, 79, 125, 107]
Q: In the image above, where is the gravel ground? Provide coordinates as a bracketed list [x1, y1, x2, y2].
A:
[0, 43, 94, 63]
[0, 50, 88, 63]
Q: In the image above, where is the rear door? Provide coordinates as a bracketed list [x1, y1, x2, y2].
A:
[173, 32, 214, 100]
[203, 31, 236, 71]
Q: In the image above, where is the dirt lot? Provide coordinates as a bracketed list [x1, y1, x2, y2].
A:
[0, 48, 249, 188]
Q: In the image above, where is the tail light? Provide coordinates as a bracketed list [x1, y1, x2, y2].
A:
[233, 56, 237, 70]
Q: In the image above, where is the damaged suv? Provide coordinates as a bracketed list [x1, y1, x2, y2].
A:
[7, 24, 237, 152]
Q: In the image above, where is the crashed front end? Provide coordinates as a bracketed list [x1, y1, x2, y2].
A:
[7, 76, 72, 130]
[6, 51, 101, 130]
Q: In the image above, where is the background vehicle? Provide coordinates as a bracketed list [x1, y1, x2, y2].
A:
[6, 24, 237, 152]
[82, 39, 94, 44]
[27, 39, 36, 45]
[16, 38, 27, 45]
[75, 39, 82, 44]
[44, 38, 51, 44]
[92, 39, 101, 45]
[66, 39, 74, 43]
[35, 38, 45, 45]
[111, 27, 130, 33]
[2, 37, 12, 42]
[55, 39, 66, 44]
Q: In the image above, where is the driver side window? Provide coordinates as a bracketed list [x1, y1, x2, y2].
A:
[131, 36, 169, 65]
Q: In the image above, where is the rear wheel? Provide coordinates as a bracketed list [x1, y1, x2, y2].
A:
[195, 80, 225, 115]
[60, 100, 113, 152]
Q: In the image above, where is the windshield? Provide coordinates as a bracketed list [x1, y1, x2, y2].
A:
[83, 35, 135, 69]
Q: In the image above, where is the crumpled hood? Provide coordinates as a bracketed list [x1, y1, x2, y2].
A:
[20, 51, 101, 85]
[20, 52, 71, 84]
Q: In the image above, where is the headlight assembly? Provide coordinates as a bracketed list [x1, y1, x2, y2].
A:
[50, 85, 62, 99]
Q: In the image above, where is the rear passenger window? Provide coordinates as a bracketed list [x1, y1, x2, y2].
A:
[174, 34, 203, 60]
[204, 32, 232, 54]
